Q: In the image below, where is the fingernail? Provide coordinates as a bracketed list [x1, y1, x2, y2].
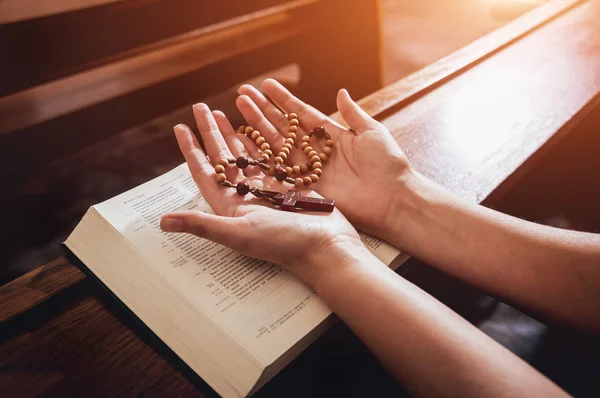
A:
[161, 217, 185, 232]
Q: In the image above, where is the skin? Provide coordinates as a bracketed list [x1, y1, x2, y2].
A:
[161, 78, 600, 396]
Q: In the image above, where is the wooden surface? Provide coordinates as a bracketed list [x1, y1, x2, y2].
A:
[0, 0, 124, 24]
[0, 0, 317, 136]
[3, 0, 600, 396]
[357, 0, 584, 120]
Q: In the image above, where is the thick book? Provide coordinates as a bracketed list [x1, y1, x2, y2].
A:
[64, 163, 409, 397]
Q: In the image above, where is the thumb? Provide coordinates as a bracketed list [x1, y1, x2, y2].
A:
[336, 89, 383, 134]
[160, 211, 249, 248]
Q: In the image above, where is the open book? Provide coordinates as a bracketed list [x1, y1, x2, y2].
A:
[64, 163, 408, 397]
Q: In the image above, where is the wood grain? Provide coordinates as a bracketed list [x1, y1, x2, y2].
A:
[354, 0, 585, 121]
[0, 256, 85, 323]
[0, 0, 317, 136]
[377, 0, 600, 204]
[3, 0, 600, 395]
[0, 0, 124, 24]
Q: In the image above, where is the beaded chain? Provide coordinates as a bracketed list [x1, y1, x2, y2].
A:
[211, 113, 334, 209]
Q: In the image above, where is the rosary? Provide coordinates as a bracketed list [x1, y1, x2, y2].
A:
[212, 113, 335, 212]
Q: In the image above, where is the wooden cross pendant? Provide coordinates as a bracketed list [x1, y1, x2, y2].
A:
[272, 189, 335, 212]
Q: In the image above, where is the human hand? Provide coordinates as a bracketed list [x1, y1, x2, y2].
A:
[236, 79, 415, 241]
[160, 103, 364, 284]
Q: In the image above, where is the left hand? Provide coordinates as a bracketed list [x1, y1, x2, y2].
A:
[160, 103, 363, 284]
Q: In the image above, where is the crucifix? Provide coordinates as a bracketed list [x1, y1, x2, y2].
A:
[253, 189, 335, 212]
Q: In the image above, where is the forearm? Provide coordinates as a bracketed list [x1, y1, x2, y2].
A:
[386, 172, 600, 332]
[307, 241, 564, 397]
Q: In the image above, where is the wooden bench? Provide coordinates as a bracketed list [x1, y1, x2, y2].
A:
[0, 0, 382, 186]
[2, 0, 600, 395]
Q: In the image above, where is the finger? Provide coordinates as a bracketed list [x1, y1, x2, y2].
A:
[336, 89, 383, 134]
[160, 211, 250, 249]
[237, 84, 289, 132]
[236, 94, 285, 148]
[212, 110, 261, 178]
[173, 124, 218, 194]
[192, 103, 235, 166]
[261, 79, 331, 132]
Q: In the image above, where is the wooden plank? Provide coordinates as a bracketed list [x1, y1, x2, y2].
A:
[354, 0, 585, 120]
[0, 0, 298, 95]
[0, 0, 124, 24]
[0, 256, 85, 323]
[375, 0, 600, 204]
[0, 0, 317, 136]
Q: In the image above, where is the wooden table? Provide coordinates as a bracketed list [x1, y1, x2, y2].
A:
[2, 0, 600, 396]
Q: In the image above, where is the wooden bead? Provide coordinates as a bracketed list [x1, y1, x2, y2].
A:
[280, 147, 290, 156]
[285, 166, 293, 176]
[219, 158, 229, 167]
[264, 149, 273, 157]
[319, 153, 328, 161]
[313, 126, 326, 138]
[260, 142, 270, 151]
[303, 177, 312, 186]
[274, 156, 284, 164]
[288, 113, 298, 120]
[301, 136, 311, 143]
[279, 152, 288, 160]
[287, 132, 297, 140]
[251, 131, 260, 140]
[294, 178, 304, 187]
[275, 167, 288, 182]
[310, 155, 320, 164]
[292, 165, 301, 174]
[290, 119, 299, 126]
[256, 136, 266, 146]
[300, 163, 309, 173]
[312, 161, 323, 169]
[323, 146, 332, 155]
[308, 150, 318, 158]
[283, 143, 293, 151]
[236, 182, 250, 196]
[310, 174, 319, 183]
[214, 164, 225, 173]
[285, 177, 296, 184]
[284, 138, 295, 145]
[216, 173, 226, 183]
[260, 153, 270, 162]
[235, 157, 249, 169]
[326, 139, 334, 147]
[304, 146, 313, 155]
[289, 125, 298, 133]
[268, 166, 276, 176]
[300, 142, 309, 150]
[313, 168, 322, 176]
[238, 126, 246, 135]
[244, 126, 254, 135]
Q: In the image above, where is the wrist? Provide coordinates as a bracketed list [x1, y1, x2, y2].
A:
[298, 236, 383, 288]
[382, 170, 441, 251]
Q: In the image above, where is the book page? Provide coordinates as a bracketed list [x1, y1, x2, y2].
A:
[95, 164, 402, 364]
[95, 164, 327, 364]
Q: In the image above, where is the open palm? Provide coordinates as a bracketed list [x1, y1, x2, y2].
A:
[236, 79, 413, 238]
[161, 103, 360, 279]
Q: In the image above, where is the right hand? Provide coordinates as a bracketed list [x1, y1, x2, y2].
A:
[236, 79, 416, 242]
